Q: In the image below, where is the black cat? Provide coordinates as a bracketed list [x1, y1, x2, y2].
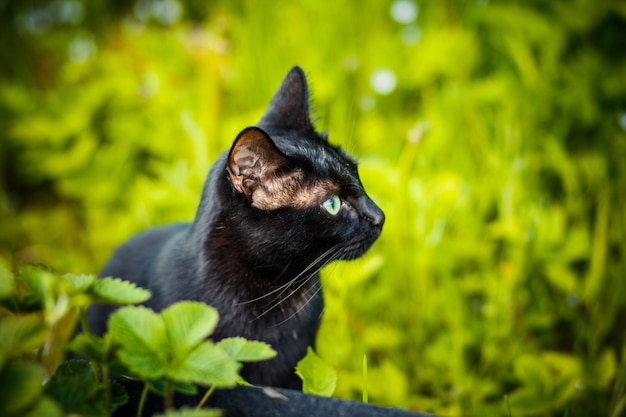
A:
[88, 66, 384, 389]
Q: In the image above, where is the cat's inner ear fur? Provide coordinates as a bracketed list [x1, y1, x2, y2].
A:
[228, 127, 302, 210]
[227, 127, 338, 211]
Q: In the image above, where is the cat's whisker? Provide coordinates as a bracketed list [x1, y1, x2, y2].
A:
[271, 283, 324, 328]
[236, 277, 292, 305]
[299, 258, 343, 326]
[295, 245, 342, 279]
[257, 261, 338, 317]
[269, 245, 341, 300]
[270, 261, 292, 285]
[253, 247, 343, 321]
[235, 261, 296, 306]
[252, 251, 339, 318]
[237, 245, 340, 306]
[270, 248, 345, 327]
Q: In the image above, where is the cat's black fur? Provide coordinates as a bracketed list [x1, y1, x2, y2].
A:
[88, 67, 384, 389]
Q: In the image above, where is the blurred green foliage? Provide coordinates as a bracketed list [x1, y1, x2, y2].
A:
[1, 0, 625, 416]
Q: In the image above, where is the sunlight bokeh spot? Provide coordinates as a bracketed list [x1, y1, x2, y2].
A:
[370, 69, 397, 95]
[68, 34, 96, 63]
[390, 0, 419, 25]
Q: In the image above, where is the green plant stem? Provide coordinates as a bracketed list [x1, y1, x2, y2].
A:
[80, 307, 91, 335]
[505, 394, 511, 417]
[610, 395, 626, 417]
[80, 308, 101, 383]
[165, 378, 173, 411]
[362, 354, 368, 404]
[137, 382, 149, 417]
[196, 385, 217, 410]
[102, 365, 111, 416]
[36, 344, 45, 363]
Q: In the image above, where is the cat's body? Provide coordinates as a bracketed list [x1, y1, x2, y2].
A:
[88, 67, 384, 389]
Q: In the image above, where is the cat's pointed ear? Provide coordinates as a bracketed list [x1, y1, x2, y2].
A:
[227, 127, 298, 209]
[258, 66, 313, 132]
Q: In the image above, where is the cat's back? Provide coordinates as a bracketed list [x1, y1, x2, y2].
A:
[89, 222, 191, 335]
[99, 222, 189, 282]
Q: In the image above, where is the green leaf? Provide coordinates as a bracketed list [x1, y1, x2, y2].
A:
[17, 266, 54, 307]
[44, 360, 109, 417]
[0, 292, 42, 314]
[514, 354, 549, 387]
[154, 407, 222, 417]
[57, 273, 95, 295]
[110, 380, 129, 412]
[0, 261, 15, 299]
[108, 306, 168, 379]
[172, 341, 241, 387]
[162, 301, 219, 359]
[544, 263, 578, 294]
[0, 362, 46, 417]
[89, 277, 151, 305]
[507, 387, 550, 414]
[217, 337, 277, 362]
[108, 306, 167, 352]
[67, 333, 119, 365]
[21, 396, 64, 417]
[108, 302, 269, 388]
[582, 349, 616, 390]
[149, 378, 198, 396]
[509, 352, 580, 413]
[548, 374, 578, 408]
[295, 348, 337, 397]
[0, 315, 48, 366]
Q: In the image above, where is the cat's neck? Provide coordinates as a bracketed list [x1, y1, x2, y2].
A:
[204, 220, 322, 307]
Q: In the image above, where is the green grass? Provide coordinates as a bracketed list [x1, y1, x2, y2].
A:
[1, 1, 625, 416]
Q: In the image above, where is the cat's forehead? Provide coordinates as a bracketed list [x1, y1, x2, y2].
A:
[275, 134, 358, 179]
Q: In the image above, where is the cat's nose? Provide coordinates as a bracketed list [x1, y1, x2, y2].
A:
[359, 196, 385, 227]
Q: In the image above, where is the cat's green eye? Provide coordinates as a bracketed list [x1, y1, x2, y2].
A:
[322, 195, 341, 216]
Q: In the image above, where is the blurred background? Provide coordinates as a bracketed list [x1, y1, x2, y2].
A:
[1, 0, 625, 416]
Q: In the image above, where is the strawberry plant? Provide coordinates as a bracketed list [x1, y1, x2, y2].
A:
[0, 263, 276, 417]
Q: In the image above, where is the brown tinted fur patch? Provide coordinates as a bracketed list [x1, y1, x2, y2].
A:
[291, 179, 339, 209]
[252, 174, 338, 210]
[227, 127, 340, 210]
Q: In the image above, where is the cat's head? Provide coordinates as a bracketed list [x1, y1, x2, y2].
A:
[225, 66, 384, 265]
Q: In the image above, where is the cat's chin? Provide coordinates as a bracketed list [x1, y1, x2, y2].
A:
[338, 251, 366, 261]
[337, 237, 379, 261]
